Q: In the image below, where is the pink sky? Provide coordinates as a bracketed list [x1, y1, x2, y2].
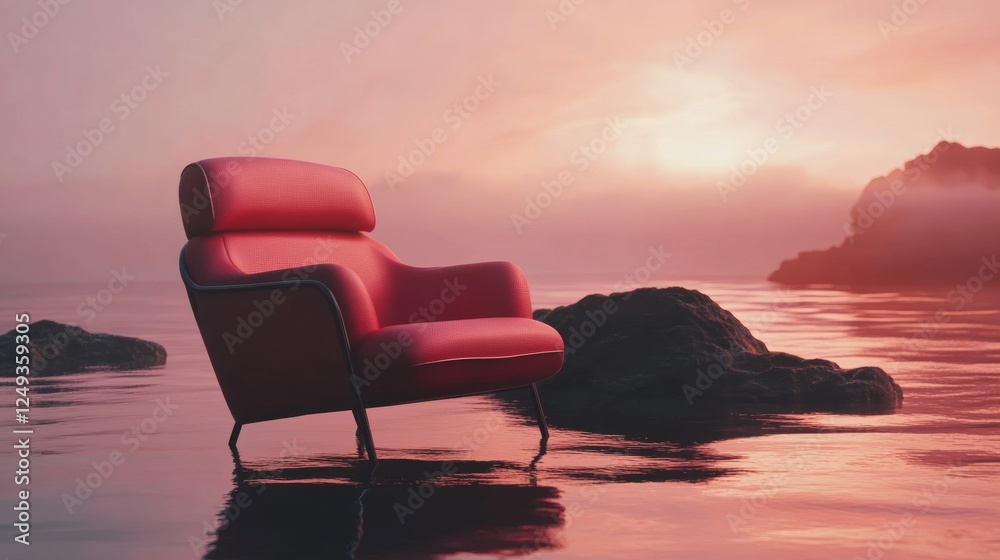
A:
[1, 0, 998, 284]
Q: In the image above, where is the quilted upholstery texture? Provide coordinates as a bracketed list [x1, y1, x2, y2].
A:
[179, 157, 564, 425]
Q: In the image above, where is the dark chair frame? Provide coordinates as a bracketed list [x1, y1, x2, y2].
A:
[179, 249, 550, 464]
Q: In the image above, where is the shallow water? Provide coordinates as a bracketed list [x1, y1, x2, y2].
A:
[1, 278, 998, 559]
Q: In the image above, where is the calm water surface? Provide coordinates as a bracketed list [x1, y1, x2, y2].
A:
[1, 278, 998, 559]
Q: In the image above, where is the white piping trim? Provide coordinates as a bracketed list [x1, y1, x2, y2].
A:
[409, 349, 564, 367]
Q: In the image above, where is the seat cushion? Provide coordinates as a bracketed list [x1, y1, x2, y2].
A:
[352, 318, 565, 406]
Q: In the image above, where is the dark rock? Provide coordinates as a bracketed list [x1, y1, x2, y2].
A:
[505, 288, 901, 435]
[0, 320, 167, 375]
[769, 142, 1000, 286]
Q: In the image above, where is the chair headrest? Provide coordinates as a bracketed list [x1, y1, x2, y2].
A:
[179, 157, 376, 238]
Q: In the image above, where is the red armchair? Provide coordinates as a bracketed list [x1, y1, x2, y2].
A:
[178, 157, 564, 462]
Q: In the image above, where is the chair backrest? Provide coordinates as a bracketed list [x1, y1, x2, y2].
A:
[180, 157, 406, 322]
[180, 157, 376, 237]
[178, 157, 396, 423]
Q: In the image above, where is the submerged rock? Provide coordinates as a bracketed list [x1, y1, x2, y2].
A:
[532, 309, 552, 321]
[0, 320, 166, 375]
[504, 288, 901, 434]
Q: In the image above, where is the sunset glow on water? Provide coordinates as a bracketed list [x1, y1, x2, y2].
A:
[2, 279, 997, 559]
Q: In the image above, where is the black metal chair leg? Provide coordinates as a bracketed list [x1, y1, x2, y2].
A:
[347, 368, 378, 463]
[353, 420, 368, 459]
[228, 423, 243, 448]
[528, 383, 550, 439]
[352, 405, 378, 463]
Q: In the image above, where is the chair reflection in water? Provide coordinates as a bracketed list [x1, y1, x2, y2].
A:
[178, 157, 564, 462]
[203, 452, 564, 559]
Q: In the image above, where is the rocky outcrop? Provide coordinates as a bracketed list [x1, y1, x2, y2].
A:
[0, 320, 167, 375]
[503, 288, 901, 435]
[770, 142, 1000, 286]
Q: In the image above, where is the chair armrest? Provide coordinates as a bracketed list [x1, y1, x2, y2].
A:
[391, 261, 533, 322]
[181, 255, 379, 340]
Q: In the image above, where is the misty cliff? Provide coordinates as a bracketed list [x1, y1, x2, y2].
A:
[769, 142, 1000, 286]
